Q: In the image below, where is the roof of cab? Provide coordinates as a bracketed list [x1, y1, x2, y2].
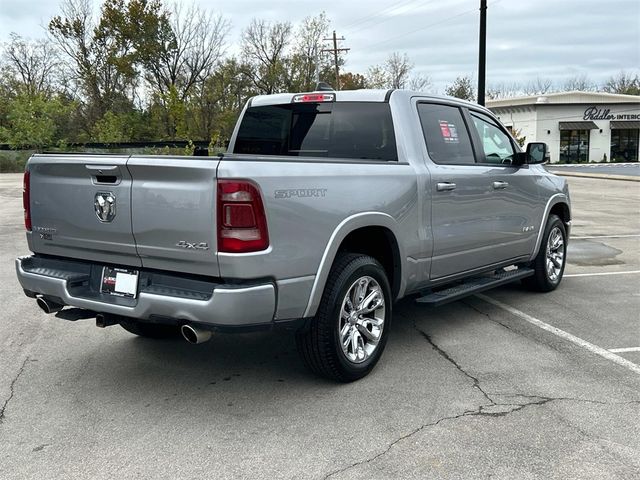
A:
[249, 89, 485, 110]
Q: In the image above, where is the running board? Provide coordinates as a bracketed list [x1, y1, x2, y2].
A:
[416, 268, 534, 307]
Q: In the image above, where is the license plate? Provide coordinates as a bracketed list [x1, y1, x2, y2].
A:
[101, 267, 139, 298]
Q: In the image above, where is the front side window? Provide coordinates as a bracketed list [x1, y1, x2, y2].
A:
[234, 102, 397, 161]
[417, 103, 475, 164]
[470, 113, 515, 164]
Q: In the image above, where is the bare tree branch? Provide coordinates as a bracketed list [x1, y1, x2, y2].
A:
[241, 18, 292, 94]
[523, 76, 554, 95]
[3, 33, 61, 96]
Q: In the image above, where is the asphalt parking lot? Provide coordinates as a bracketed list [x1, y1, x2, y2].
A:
[1, 173, 639, 479]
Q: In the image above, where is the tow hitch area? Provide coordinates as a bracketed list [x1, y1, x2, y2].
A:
[96, 313, 123, 328]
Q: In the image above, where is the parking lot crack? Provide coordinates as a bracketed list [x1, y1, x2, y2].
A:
[322, 395, 561, 479]
[322, 409, 481, 479]
[0, 356, 30, 424]
[413, 322, 495, 405]
[463, 299, 514, 332]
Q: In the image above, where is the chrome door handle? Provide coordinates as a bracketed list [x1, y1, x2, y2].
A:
[492, 181, 509, 190]
[436, 182, 456, 192]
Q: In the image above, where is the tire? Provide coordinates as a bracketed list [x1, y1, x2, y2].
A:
[296, 253, 392, 382]
[523, 214, 567, 292]
[119, 319, 181, 339]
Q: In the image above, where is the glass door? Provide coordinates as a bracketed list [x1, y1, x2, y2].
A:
[560, 129, 590, 163]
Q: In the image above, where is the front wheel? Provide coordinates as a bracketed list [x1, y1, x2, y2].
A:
[523, 214, 567, 292]
[296, 254, 392, 382]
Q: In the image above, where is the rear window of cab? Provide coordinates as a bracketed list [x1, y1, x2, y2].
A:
[233, 102, 398, 162]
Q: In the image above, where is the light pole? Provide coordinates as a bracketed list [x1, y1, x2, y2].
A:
[477, 0, 487, 105]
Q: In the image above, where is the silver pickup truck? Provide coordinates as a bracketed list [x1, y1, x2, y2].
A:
[16, 89, 570, 381]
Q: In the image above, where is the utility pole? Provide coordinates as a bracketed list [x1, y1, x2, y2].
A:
[322, 31, 350, 90]
[477, 0, 487, 105]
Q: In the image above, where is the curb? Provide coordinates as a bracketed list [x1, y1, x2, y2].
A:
[548, 171, 640, 182]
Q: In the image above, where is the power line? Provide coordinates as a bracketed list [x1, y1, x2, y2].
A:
[345, 0, 433, 35]
[341, 0, 424, 31]
[366, 0, 502, 50]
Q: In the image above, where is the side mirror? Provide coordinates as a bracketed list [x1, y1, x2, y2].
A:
[526, 142, 550, 164]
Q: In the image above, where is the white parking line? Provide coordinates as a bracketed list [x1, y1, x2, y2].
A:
[476, 294, 640, 375]
[564, 270, 640, 278]
[609, 347, 640, 353]
[572, 234, 640, 239]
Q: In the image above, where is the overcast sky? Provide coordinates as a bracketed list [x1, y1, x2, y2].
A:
[1, 0, 638, 92]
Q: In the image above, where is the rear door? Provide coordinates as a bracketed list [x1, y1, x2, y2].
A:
[127, 156, 220, 277]
[28, 154, 141, 267]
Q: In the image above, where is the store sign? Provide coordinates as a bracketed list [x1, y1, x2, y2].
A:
[583, 106, 640, 121]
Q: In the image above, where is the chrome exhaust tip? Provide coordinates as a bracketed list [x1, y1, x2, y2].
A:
[36, 296, 64, 314]
[181, 324, 212, 344]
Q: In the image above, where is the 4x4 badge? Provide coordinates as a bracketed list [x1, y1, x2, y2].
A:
[176, 241, 210, 250]
[94, 192, 116, 223]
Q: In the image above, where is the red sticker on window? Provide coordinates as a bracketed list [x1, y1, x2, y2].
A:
[439, 120, 451, 137]
[439, 120, 459, 144]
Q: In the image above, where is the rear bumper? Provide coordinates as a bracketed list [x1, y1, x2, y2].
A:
[15, 255, 276, 327]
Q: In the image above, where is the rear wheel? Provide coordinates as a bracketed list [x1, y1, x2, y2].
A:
[119, 319, 181, 339]
[523, 214, 567, 292]
[296, 254, 392, 382]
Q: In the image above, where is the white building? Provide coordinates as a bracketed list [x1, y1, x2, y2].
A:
[487, 91, 640, 163]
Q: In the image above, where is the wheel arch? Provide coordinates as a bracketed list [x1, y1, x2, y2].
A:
[303, 213, 405, 318]
[530, 194, 571, 261]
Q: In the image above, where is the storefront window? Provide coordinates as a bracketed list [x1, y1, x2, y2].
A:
[560, 130, 589, 163]
[611, 129, 639, 162]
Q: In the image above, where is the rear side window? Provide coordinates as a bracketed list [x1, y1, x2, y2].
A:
[417, 103, 475, 165]
[234, 102, 397, 161]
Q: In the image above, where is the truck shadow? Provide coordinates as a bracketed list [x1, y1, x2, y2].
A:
[50, 297, 473, 412]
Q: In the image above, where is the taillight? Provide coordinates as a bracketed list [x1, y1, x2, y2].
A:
[217, 180, 269, 253]
[23, 170, 31, 231]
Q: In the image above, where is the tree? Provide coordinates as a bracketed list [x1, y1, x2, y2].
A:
[365, 64, 388, 89]
[523, 76, 554, 95]
[181, 58, 255, 144]
[385, 52, 412, 89]
[339, 72, 367, 90]
[287, 13, 331, 92]
[364, 52, 431, 91]
[445, 76, 475, 101]
[48, 0, 170, 128]
[486, 81, 522, 99]
[0, 92, 75, 148]
[3, 33, 60, 96]
[563, 74, 595, 92]
[241, 18, 292, 95]
[602, 71, 640, 95]
[408, 74, 432, 92]
[138, 2, 229, 138]
[142, 2, 229, 101]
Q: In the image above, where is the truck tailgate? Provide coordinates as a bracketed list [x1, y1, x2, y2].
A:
[127, 156, 220, 277]
[28, 154, 141, 266]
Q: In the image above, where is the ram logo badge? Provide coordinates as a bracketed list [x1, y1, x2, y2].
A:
[94, 192, 116, 223]
[176, 241, 210, 250]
